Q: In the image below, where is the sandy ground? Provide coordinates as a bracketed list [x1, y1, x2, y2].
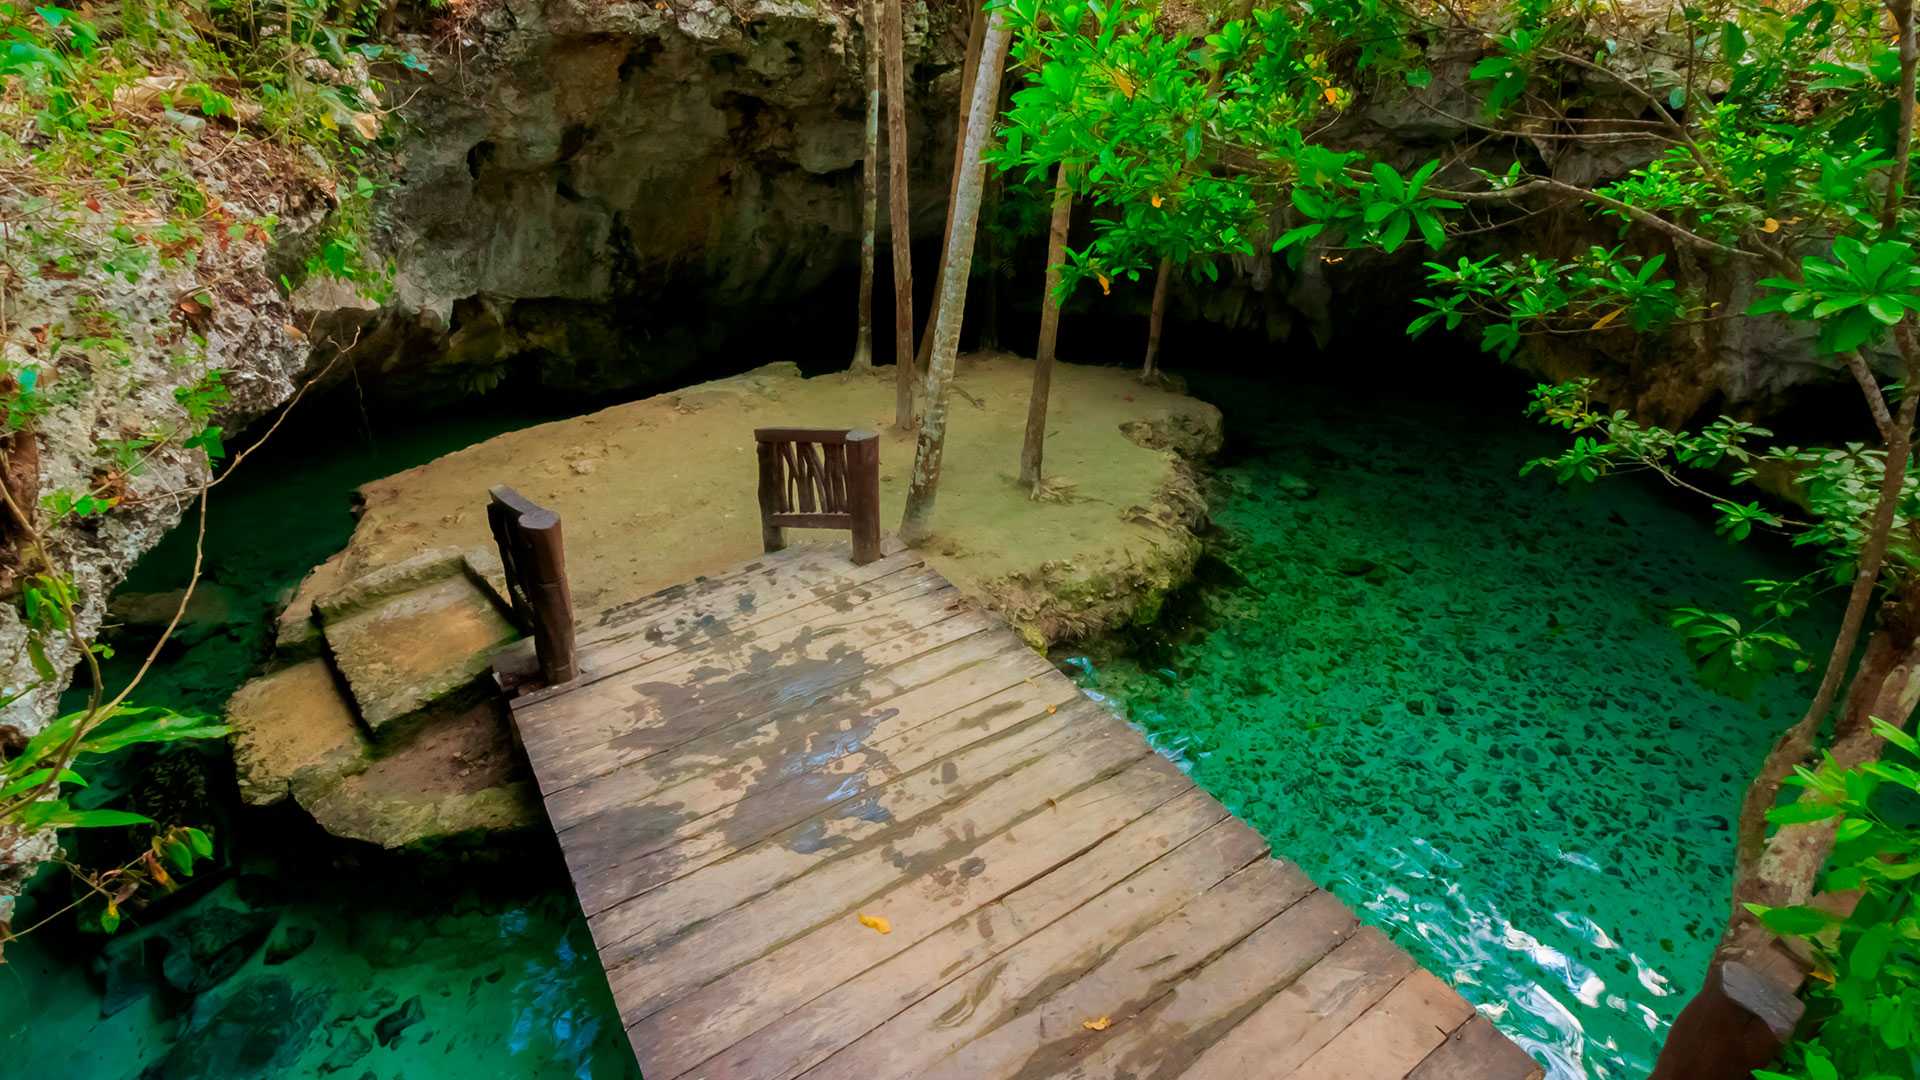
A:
[293, 352, 1222, 645]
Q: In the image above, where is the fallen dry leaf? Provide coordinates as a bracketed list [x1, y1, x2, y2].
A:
[858, 913, 892, 934]
[1082, 1016, 1112, 1031]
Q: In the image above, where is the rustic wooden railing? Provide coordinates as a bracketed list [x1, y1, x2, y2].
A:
[487, 485, 579, 688]
[755, 427, 881, 565]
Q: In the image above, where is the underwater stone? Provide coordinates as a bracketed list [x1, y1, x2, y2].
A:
[317, 1026, 373, 1074]
[143, 975, 325, 1080]
[374, 994, 426, 1047]
[155, 904, 277, 995]
[264, 923, 317, 966]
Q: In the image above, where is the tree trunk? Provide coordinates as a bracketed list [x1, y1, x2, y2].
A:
[1142, 254, 1172, 381]
[1021, 162, 1073, 490]
[979, 166, 1002, 351]
[884, 0, 914, 426]
[852, 0, 880, 370]
[899, 8, 1010, 545]
[914, 0, 989, 376]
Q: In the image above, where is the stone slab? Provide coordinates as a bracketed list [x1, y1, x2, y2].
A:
[322, 573, 519, 742]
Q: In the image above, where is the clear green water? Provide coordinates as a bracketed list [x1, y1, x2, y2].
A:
[1074, 374, 1829, 1080]
[0, 399, 639, 1080]
[0, 371, 1824, 1080]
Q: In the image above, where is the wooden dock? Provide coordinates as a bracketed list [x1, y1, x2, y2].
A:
[501, 539, 1544, 1080]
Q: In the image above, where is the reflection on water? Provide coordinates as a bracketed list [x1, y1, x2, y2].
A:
[1079, 375, 1826, 1079]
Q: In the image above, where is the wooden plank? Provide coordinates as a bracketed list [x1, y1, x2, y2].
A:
[520, 565, 954, 755]
[585, 698, 1088, 950]
[628, 757, 1204, 1078]
[599, 710, 1157, 1021]
[771, 512, 856, 529]
[1175, 928, 1416, 1080]
[805, 855, 1316, 1080]
[976, 889, 1357, 1080]
[577, 543, 915, 655]
[684, 805, 1258, 1080]
[1275, 970, 1476, 1080]
[532, 607, 998, 797]
[524, 596, 988, 785]
[543, 629, 1029, 814]
[545, 633, 1060, 835]
[1407, 1016, 1544, 1080]
[560, 660, 1085, 914]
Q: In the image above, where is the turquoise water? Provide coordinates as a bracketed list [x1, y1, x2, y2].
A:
[2, 368, 1824, 1080]
[1075, 374, 1829, 1079]
[0, 398, 639, 1080]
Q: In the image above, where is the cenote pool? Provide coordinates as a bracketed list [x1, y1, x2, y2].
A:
[1076, 371, 1827, 1079]
[0, 363, 1824, 1080]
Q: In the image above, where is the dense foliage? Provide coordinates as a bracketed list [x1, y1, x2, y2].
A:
[984, 0, 1920, 1072]
[1751, 721, 1920, 1080]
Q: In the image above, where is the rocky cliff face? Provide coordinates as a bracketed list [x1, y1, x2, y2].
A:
[312, 0, 964, 402]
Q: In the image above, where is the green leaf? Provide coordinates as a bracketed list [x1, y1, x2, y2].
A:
[1766, 798, 1844, 825]
[184, 826, 213, 858]
[1371, 162, 1405, 202]
[1745, 902, 1838, 937]
[1379, 212, 1411, 252]
[1849, 922, 1893, 980]
[1273, 223, 1324, 251]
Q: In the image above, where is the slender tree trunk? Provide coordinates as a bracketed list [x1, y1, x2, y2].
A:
[899, 8, 1010, 545]
[914, 0, 988, 375]
[884, 0, 915, 426]
[978, 166, 1002, 351]
[1021, 162, 1073, 489]
[1142, 255, 1172, 381]
[852, 0, 881, 370]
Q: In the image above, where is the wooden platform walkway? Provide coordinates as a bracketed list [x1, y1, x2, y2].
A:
[503, 540, 1544, 1080]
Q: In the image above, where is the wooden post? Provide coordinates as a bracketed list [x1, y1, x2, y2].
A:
[1649, 958, 1803, 1080]
[757, 439, 786, 554]
[487, 485, 579, 689]
[847, 430, 881, 565]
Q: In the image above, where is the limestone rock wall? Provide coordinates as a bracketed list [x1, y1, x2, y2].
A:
[313, 0, 964, 402]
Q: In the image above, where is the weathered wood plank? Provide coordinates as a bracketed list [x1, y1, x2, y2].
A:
[519, 567, 954, 757]
[504, 543, 1539, 1080]
[1045, 890, 1362, 1080]
[527, 600, 992, 787]
[575, 542, 913, 656]
[545, 634, 1061, 835]
[1175, 928, 1416, 1080]
[564, 661, 1084, 917]
[585, 699, 1087, 950]
[629, 755, 1202, 1078]
[543, 628, 1030, 814]
[807, 856, 1315, 1080]
[684, 804, 1254, 1080]
[1275, 969, 1476, 1080]
[1407, 1016, 1544, 1080]
[600, 709, 1156, 1022]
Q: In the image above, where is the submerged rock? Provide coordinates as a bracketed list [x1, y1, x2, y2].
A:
[155, 904, 277, 995]
[374, 994, 426, 1047]
[144, 975, 326, 1080]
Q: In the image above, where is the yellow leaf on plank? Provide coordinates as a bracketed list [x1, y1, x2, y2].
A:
[1761, 217, 1780, 233]
[1082, 1016, 1112, 1031]
[1591, 307, 1624, 330]
[858, 913, 892, 934]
